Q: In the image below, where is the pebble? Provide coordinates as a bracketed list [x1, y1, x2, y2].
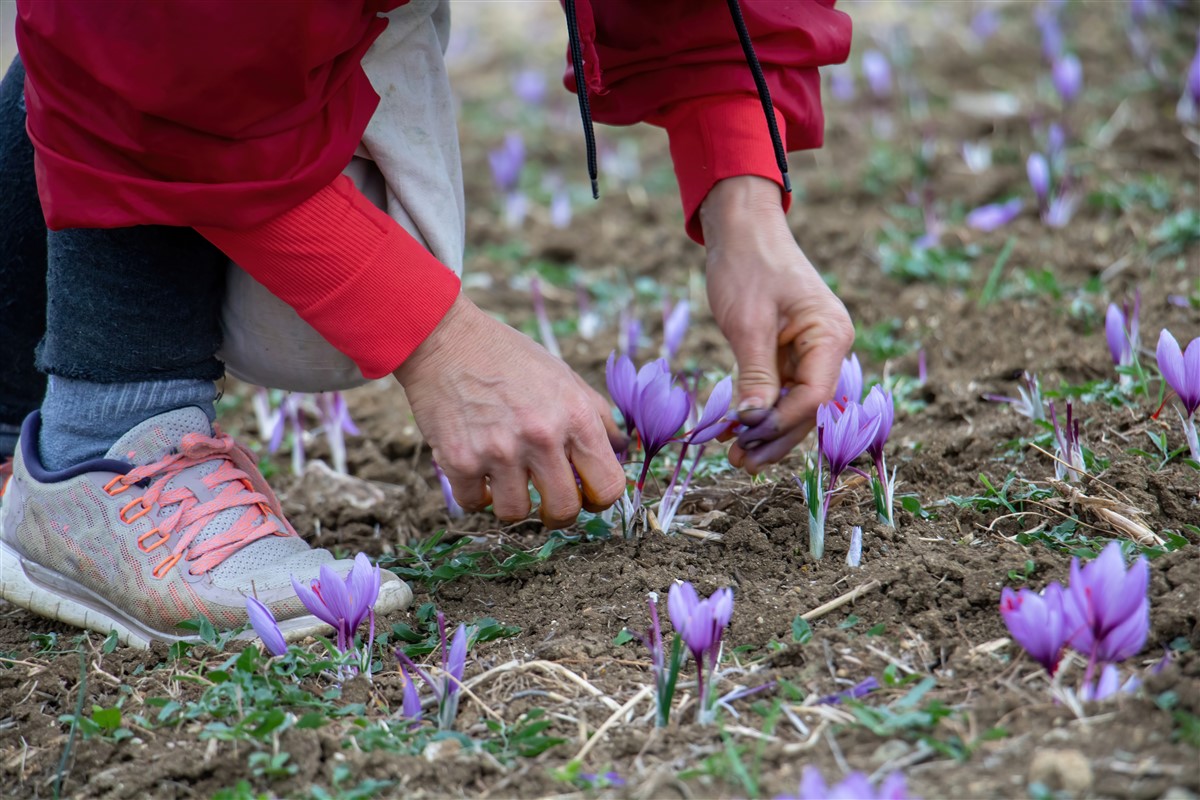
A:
[870, 739, 911, 766]
[1028, 749, 1093, 795]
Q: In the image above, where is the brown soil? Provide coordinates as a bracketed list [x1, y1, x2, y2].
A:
[2, 3, 1199, 799]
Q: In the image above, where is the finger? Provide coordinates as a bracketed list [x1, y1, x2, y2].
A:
[488, 467, 533, 523]
[772, 337, 847, 441]
[727, 316, 782, 420]
[736, 408, 783, 450]
[449, 477, 490, 513]
[567, 414, 627, 511]
[530, 454, 584, 529]
[740, 422, 814, 473]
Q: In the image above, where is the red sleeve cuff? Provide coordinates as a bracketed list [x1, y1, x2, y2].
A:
[653, 95, 793, 245]
[197, 175, 461, 379]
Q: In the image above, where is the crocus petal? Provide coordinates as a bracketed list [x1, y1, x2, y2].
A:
[966, 198, 1024, 232]
[1183, 335, 1200, 414]
[346, 553, 381, 632]
[686, 377, 733, 443]
[863, 385, 895, 458]
[667, 581, 700, 636]
[446, 624, 469, 685]
[798, 766, 828, 800]
[861, 50, 892, 98]
[1052, 53, 1083, 104]
[400, 664, 423, 721]
[317, 563, 354, 627]
[1157, 329, 1186, 401]
[290, 575, 340, 628]
[1027, 153, 1050, 204]
[1099, 597, 1149, 663]
[246, 596, 288, 657]
[663, 300, 690, 360]
[1000, 584, 1067, 675]
[710, 587, 735, 630]
[1106, 304, 1129, 365]
[877, 771, 909, 800]
[606, 351, 638, 424]
[835, 354, 863, 406]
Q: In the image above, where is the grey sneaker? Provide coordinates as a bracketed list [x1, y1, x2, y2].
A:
[0, 407, 411, 648]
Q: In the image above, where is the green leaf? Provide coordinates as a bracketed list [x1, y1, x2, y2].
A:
[613, 629, 635, 646]
[791, 616, 813, 644]
[91, 706, 122, 731]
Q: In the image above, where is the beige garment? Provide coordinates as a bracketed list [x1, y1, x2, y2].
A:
[219, 0, 464, 392]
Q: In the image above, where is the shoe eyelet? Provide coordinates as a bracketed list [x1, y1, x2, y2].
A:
[152, 553, 182, 579]
[103, 476, 132, 497]
[137, 527, 170, 553]
[119, 497, 152, 524]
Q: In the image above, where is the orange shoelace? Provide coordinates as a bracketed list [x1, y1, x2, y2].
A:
[0, 457, 12, 500]
[103, 429, 292, 578]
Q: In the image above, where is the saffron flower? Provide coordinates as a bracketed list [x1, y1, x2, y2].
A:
[1000, 583, 1069, 675]
[1062, 541, 1150, 667]
[1051, 53, 1083, 105]
[662, 299, 690, 361]
[1027, 153, 1051, 208]
[668, 581, 734, 724]
[985, 371, 1045, 421]
[966, 198, 1023, 232]
[529, 277, 561, 359]
[1078, 663, 1140, 703]
[1105, 293, 1141, 372]
[1176, 35, 1200, 125]
[864, 385, 897, 526]
[316, 392, 359, 475]
[817, 675, 879, 705]
[861, 50, 892, 99]
[784, 766, 913, 800]
[291, 553, 381, 673]
[1048, 400, 1086, 482]
[632, 359, 691, 462]
[802, 402, 881, 559]
[399, 664, 423, 727]
[657, 377, 733, 531]
[246, 596, 288, 658]
[640, 592, 683, 727]
[549, 188, 572, 229]
[431, 459, 464, 519]
[1156, 329, 1200, 461]
[395, 612, 469, 731]
[511, 69, 547, 106]
[487, 132, 524, 194]
[835, 353, 864, 407]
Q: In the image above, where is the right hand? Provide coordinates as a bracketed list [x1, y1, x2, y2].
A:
[393, 295, 626, 529]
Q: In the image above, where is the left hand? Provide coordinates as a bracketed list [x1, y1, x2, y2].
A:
[700, 175, 855, 473]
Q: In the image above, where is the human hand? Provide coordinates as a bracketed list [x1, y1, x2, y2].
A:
[393, 295, 626, 528]
[700, 175, 854, 474]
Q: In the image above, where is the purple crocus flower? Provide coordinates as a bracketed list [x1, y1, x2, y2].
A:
[861, 50, 892, 99]
[488, 133, 525, 194]
[966, 198, 1024, 232]
[668, 581, 734, 724]
[1156, 329, 1200, 417]
[606, 351, 639, 438]
[818, 675, 879, 705]
[1052, 53, 1083, 105]
[827, 63, 856, 102]
[1062, 541, 1150, 665]
[1104, 292, 1140, 370]
[1079, 663, 1140, 702]
[511, 69, 547, 106]
[400, 664, 423, 726]
[1048, 400, 1085, 482]
[530, 277, 561, 359]
[549, 188, 572, 229]
[662, 299, 690, 361]
[246, 596, 288, 657]
[971, 7, 1000, 42]
[633, 359, 692, 461]
[395, 612, 470, 731]
[291, 553, 381, 662]
[818, 402, 881, 480]
[985, 370, 1045, 421]
[1047, 122, 1067, 167]
[1044, 188, 1079, 228]
[789, 766, 912, 800]
[1027, 153, 1051, 208]
[1036, 7, 1064, 63]
[431, 459, 464, 519]
[863, 385, 896, 526]
[1000, 583, 1069, 675]
[835, 353, 864, 406]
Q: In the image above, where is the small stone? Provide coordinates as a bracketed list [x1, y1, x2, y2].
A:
[870, 739, 911, 766]
[424, 737, 462, 762]
[1161, 789, 1199, 800]
[1029, 749, 1093, 794]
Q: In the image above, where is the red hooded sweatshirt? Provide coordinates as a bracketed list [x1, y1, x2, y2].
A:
[16, 0, 851, 379]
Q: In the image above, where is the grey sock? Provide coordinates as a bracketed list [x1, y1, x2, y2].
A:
[0, 423, 19, 460]
[39, 376, 217, 470]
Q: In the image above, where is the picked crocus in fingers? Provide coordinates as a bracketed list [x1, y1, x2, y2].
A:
[835, 353, 864, 407]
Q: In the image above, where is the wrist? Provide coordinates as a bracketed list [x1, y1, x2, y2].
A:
[700, 176, 792, 255]
[392, 292, 472, 384]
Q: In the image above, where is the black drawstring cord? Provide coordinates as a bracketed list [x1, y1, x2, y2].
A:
[725, 0, 792, 193]
[565, 0, 600, 199]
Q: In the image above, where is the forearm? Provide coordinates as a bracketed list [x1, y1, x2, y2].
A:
[197, 175, 461, 380]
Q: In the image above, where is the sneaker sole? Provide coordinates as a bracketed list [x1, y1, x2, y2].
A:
[0, 536, 412, 649]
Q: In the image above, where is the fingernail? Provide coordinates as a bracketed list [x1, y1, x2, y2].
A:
[737, 399, 764, 413]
